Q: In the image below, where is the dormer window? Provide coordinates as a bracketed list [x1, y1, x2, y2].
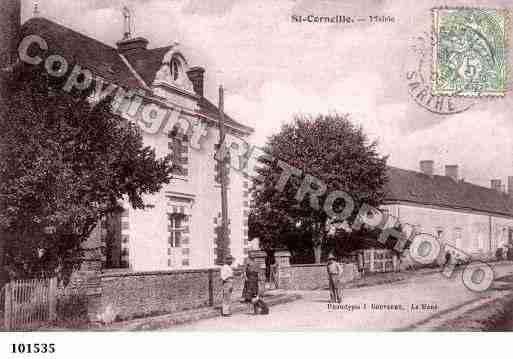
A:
[154, 48, 195, 93]
[170, 57, 182, 82]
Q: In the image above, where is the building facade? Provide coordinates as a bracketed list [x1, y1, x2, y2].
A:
[16, 12, 254, 271]
[384, 162, 513, 259]
[5, 2, 512, 274]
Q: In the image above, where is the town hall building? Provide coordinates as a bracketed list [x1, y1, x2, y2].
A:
[2, 1, 254, 271]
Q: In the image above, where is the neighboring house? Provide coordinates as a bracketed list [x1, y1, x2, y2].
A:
[384, 161, 513, 259]
[14, 13, 254, 271]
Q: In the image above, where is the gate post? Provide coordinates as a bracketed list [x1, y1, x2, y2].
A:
[274, 250, 291, 289]
[4, 283, 11, 330]
[249, 250, 267, 292]
[208, 269, 214, 307]
[48, 278, 57, 322]
[369, 249, 375, 273]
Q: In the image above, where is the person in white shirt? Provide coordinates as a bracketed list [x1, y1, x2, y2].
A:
[220, 255, 235, 316]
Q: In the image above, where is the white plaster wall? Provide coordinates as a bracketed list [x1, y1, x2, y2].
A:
[126, 191, 169, 271]
[383, 203, 513, 257]
[126, 117, 248, 271]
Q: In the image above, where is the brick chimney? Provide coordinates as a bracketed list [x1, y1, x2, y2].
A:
[187, 67, 205, 97]
[0, 0, 21, 68]
[508, 176, 513, 196]
[445, 165, 459, 182]
[420, 160, 434, 176]
[491, 179, 502, 192]
[116, 37, 149, 56]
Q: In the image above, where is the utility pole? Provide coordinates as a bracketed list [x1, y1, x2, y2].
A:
[218, 86, 229, 264]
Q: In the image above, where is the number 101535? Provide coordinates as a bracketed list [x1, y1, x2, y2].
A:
[11, 343, 55, 354]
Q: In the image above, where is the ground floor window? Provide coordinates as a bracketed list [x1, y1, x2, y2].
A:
[167, 196, 192, 267]
[104, 209, 130, 270]
[435, 227, 444, 242]
[452, 227, 462, 249]
[168, 214, 185, 248]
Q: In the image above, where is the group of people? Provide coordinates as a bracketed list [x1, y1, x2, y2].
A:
[220, 255, 269, 317]
[220, 253, 344, 317]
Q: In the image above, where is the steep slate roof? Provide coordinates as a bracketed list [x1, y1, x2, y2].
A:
[20, 18, 253, 133]
[124, 46, 173, 86]
[125, 48, 253, 133]
[21, 17, 140, 89]
[385, 166, 513, 217]
[197, 97, 254, 133]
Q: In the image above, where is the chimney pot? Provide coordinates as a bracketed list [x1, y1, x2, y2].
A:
[187, 66, 205, 97]
[445, 165, 459, 181]
[508, 176, 513, 196]
[491, 179, 502, 192]
[420, 160, 434, 176]
[116, 37, 149, 55]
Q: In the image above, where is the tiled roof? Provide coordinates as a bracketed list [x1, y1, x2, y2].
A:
[197, 97, 254, 133]
[21, 17, 140, 89]
[124, 46, 173, 86]
[385, 166, 513, 217]
[20, 18, 253, 133]
[126, 49, 253, 133]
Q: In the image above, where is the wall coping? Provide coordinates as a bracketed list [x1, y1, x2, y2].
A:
[289, 262, 358, 268]
[289, 263, 327, 268]
[101, 267, 221, 278]
[100, 266, 246, 279]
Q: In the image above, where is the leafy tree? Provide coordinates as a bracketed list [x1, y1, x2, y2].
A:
[327, 223, 408, 259]
[250, 114, 388, 263]
[0, 64, 174, 281]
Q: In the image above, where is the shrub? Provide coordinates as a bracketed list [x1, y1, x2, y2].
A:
[54, 292, 89, 328]
[496, 248, 504, 261]
[96, 304, 119, 325]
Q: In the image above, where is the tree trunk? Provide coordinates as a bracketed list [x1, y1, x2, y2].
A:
[312, 224, 324, 263]
[314, 243, 322, 263]
[0, 231, 4, 269]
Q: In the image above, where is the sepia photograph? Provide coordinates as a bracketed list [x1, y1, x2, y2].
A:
[1, 0, 513, 349]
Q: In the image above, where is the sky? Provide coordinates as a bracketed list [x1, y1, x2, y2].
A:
[20, 0, 513, 188]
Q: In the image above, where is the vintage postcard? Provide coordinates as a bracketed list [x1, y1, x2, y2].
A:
[1, 0, 513, 348]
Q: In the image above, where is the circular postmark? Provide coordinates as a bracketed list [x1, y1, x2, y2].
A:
[405, 32, 476, 114]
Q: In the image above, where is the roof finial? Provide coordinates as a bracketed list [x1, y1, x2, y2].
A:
[122, 6, 132, 40]
[33, 0, 41, 17]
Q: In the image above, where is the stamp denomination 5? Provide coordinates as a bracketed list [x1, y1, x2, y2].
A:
[432, 8, 508, 97]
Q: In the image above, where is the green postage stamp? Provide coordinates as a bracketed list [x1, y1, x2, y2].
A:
[432, 8, 508, 96]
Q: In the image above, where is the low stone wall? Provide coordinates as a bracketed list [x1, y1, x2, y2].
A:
[280, 263, 360, 290]
[88, 268, 244, 322]
[78, 253, 360, 321]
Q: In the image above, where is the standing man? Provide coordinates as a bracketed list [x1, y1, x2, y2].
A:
[221, 255, 235, 316]
[327, 254, 343, 303]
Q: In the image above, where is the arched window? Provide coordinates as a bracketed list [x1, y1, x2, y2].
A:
[170, 57, 182, 81]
